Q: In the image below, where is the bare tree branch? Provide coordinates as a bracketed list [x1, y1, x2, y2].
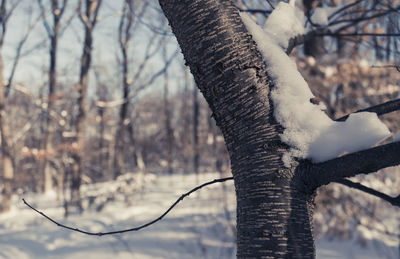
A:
[78, 0, 102, 29]
[336, 98, 400, 121]
[335, 179, 400, 207]
[286, 30, 400, 55]
[304, 142, 400, 191]
[332, 10, 397, 34]
[265, 0, 274, 10]
[1, 0, 22, 32]
[315, 32, 400, 37]
[371, 64, 400, 72]
[91, 0, 102, 26]
[1, 0, 23, 45]
[6, 0, 22, 21]
[132, 48, 180, 98]
[77, 0, 90, 28]
[23, 177, 234, 236]
[130, 33, 165, 84]
[37, 0, 52, 38]
[5, 11, 41, 97]
[236, 8, 271, 14]
[327, 0, 365, 22]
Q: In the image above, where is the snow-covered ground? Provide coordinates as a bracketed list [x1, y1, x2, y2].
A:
[0, 172, 398, 258]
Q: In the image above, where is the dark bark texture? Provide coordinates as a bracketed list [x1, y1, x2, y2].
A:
[158, 0, 316, 258]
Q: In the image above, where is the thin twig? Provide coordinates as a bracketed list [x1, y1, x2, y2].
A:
[23, 176, 234, 236]
[265, 0, 274, 10]
[371, 64, 400, 72]
[335, 179, 400, 207]
[327, 0, 364, 22]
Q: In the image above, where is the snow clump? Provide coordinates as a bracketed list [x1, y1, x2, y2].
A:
[240, 2, 391, 166]
[263, 1, 305, 49]
[311, 7, 340, 26]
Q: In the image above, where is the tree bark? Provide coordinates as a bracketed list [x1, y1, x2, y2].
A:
[158, 0, 316, 257]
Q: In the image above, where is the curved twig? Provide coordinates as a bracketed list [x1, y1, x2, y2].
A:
[23, 176, 234, 236]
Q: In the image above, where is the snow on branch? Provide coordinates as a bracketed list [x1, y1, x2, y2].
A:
[335, 179, 400, 207]
[23, 177, 233, 236]
[241, 4, 391, 166]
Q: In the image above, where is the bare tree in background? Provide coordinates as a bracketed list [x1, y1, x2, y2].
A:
[162, 45, 173, 174]
[180, 66, 191, 172]
[113, 0, 135, 180]
[0, 0, 19, 213]
[37, 0, 69, 193]
[92, 67, 109, 179]
[70, 0, 102, 211]
[192, 80, 199, 177]
[112, 0, 173, 179]
[0, 0, 37, 212]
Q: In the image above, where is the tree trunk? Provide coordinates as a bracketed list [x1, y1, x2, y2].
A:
[192, 84, 199, 176]
[71, 27, 93, 211]
[40, 29, 59, 194]
[158, 0, 316, 257]
[163, 48, 173, 174]
[114, 0, 134, 179]
[0, 51, 14, 213]
[0, 0, 14, 212]
[112, 45, 129, 179]
[97, 105, 105, 173]
[181, 66, 190, 172]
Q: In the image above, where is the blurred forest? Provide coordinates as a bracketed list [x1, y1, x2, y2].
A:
[0, 0, 399, 250]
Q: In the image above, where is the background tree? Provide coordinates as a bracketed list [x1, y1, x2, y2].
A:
[0, 0, 17, 213]
[70, 0, 102, 212]
[113, 0, 136, 180]
[37, 0, 70, 193]
[0, 0, 37, 212]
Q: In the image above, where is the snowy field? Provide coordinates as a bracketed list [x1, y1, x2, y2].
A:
[0, 172, 398, 259]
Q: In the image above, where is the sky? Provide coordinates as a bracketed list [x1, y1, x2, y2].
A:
[2, 0, 184, 100]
